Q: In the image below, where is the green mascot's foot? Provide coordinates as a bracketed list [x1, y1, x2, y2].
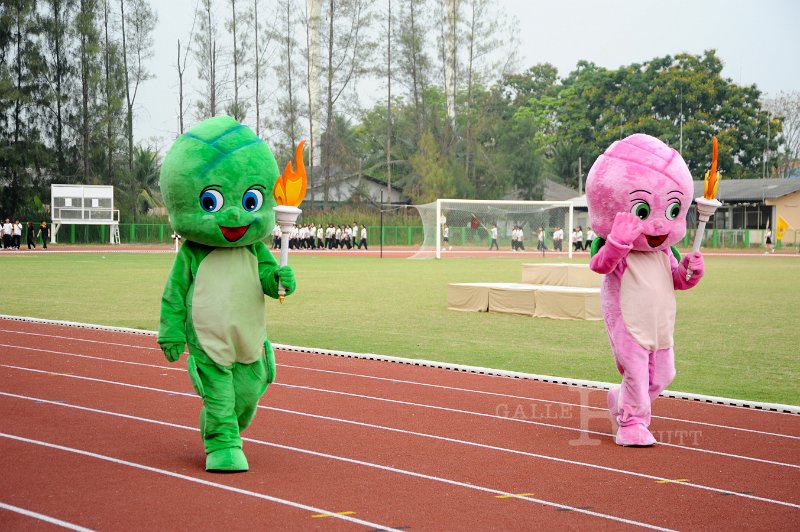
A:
[206, 447, 249, 473]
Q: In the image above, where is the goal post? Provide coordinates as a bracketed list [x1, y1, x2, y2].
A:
[413, 199, 574, 259]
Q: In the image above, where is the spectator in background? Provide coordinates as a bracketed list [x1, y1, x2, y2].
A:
[489, 224, 499, 250]
[26, 222, 36, 249]
[359, 224, 368, 250]
[586, 226, 596, 251]
[317, 225, 324, 249]
[552, 226, 563, 251]
[443, 224, 450, 251]
[13, 219, 22, 249]
[36, 221, 49, 249]
[537, 226, 547, 251]
[2, 218, 12, 249]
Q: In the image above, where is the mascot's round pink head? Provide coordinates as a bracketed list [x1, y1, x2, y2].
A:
[586, 133, 693, 252]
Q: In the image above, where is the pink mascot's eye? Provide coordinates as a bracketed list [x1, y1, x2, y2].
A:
[666, 201, 681, 220]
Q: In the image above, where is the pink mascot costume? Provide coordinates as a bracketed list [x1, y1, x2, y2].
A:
[586, 133, 704, 447]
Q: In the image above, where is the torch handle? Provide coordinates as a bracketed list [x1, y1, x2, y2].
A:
[686, 218, 708, 280]
[278, 231, 290, 302]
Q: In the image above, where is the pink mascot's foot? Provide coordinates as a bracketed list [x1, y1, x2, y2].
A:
[607, 386, 620, 436]
[615, 424, 657, 447]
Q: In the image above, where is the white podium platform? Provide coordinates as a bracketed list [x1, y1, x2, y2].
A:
[447, 282, 601, 320]
[521, 263, 601, 288]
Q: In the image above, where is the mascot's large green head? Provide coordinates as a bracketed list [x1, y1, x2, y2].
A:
[160, 116, 279, 247]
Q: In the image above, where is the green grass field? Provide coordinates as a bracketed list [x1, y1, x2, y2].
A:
[0, 250, 797, 405]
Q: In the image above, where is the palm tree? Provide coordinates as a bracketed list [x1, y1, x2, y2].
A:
[126, 145, 162, 222]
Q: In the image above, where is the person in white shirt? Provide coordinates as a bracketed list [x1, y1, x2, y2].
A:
[360, 224, 368, 250]
[537, 226, 547, 251]
[574, 226, 584, 251]
[517, 225, 525, 251]
[271, 224, 281, 249]
[552, 227, 563, 251]
[2, 219, 13, 250]
[13, 220, 23, 249]
[443, 224, 450, 251]
[489, 224, 499, 250]
[317, 226, 324, 249]
[586, 227, 596, 251]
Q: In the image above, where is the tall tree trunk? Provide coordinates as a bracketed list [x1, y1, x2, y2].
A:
[103, 0, 113, 185]
[386, 0, 392, 201]
[324, 0, 334, 211]
[80, 0, 93, 180]
[177, 39, 185, 133]
[230, 0, 239, 117]
[445, 0, 457, 129]
[253, 0, 259, 135]
[286, 0, 295, 146]
[464, 1, 475, 186]
[307, 0, 321, 211]
[120, 0, 132, 172]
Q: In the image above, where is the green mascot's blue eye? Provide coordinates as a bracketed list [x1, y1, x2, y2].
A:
[200, 190, 223, 212]
[242, 189, 263, 212]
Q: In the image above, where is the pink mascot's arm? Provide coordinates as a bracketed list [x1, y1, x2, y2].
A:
[589, 212, 641, 274]
[671, 250, 704, 290]
[589, 236, 631, 274]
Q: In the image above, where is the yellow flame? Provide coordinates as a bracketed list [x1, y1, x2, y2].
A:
[703, 137, 720, 200]
[273, 140, 307, 206]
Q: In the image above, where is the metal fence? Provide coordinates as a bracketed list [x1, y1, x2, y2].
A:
[52, 223, 798, 250]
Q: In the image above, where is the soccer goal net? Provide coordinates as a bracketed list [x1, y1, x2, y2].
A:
[412, 199, 574, 259]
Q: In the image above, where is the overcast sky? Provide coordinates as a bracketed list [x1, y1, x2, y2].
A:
[135, 0, 800, 147]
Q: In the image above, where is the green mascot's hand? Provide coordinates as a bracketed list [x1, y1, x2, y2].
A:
[276, 265, 296, 296]
[160, 342, 185, 363]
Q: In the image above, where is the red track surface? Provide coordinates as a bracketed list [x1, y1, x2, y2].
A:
[1, 317, 798, 530]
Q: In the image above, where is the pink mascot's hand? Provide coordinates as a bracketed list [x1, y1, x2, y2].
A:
[682, 251, 704, 277]
[608, 212, 644, 246]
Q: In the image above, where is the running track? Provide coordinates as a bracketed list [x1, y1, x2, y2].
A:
[0, 317, 798, 530]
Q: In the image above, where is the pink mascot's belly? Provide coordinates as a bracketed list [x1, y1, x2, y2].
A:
[619, 251, 676, 351]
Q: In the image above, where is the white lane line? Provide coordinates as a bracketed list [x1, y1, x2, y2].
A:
[3, 314, 798, 415]
[0, 392, 674, 530]
[2, 337, 798, 441]
[277, 383, 800, 469]
[0, 432, 401, 531]
[0, 501, 94, 532]
[277, 363, 800, 441]
[1, 371, 798, 509]
[1, 355, 797, 469]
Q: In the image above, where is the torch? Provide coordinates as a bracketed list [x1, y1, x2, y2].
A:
[687, 137, 722, 279]
[273, 140, 307, 302]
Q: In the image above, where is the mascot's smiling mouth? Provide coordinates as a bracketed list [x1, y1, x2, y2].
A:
[646, 234, 668, 248]
[220, 225, 250, 242]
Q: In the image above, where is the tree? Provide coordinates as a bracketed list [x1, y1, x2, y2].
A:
[409, 129, 455, 203]
[100, 0, 125, 185]
[119, 0, 156, 172]
[396, 0, 431, 141]
[176, 8, 198, 134]
[41, 0, 78, 182]
[764, 91, 800, 178]
[124, 144, 161, 222]
[75, 0, 101, 181]
[225, 0, 249, 122]
[318, 0, 375, 209]
[1, 0, 47, 215]
[194, 0, 225, 118]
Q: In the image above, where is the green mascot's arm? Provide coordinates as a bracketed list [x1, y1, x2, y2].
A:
[158, 242, 199, 362]
[253, 240, 296, 299]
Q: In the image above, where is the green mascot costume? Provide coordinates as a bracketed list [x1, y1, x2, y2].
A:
[158, 116, 296, 472]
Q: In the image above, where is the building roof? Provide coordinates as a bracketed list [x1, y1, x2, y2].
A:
[692, 178, 800, 203]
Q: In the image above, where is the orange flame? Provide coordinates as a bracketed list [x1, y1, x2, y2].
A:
[703, 137, 720, 200]
[273, 140, 307, 207]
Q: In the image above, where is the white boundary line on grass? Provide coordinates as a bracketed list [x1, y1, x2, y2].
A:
[1, 314, 798, 415]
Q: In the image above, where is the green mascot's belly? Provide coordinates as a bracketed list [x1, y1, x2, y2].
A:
[191, 247, 266, 366]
